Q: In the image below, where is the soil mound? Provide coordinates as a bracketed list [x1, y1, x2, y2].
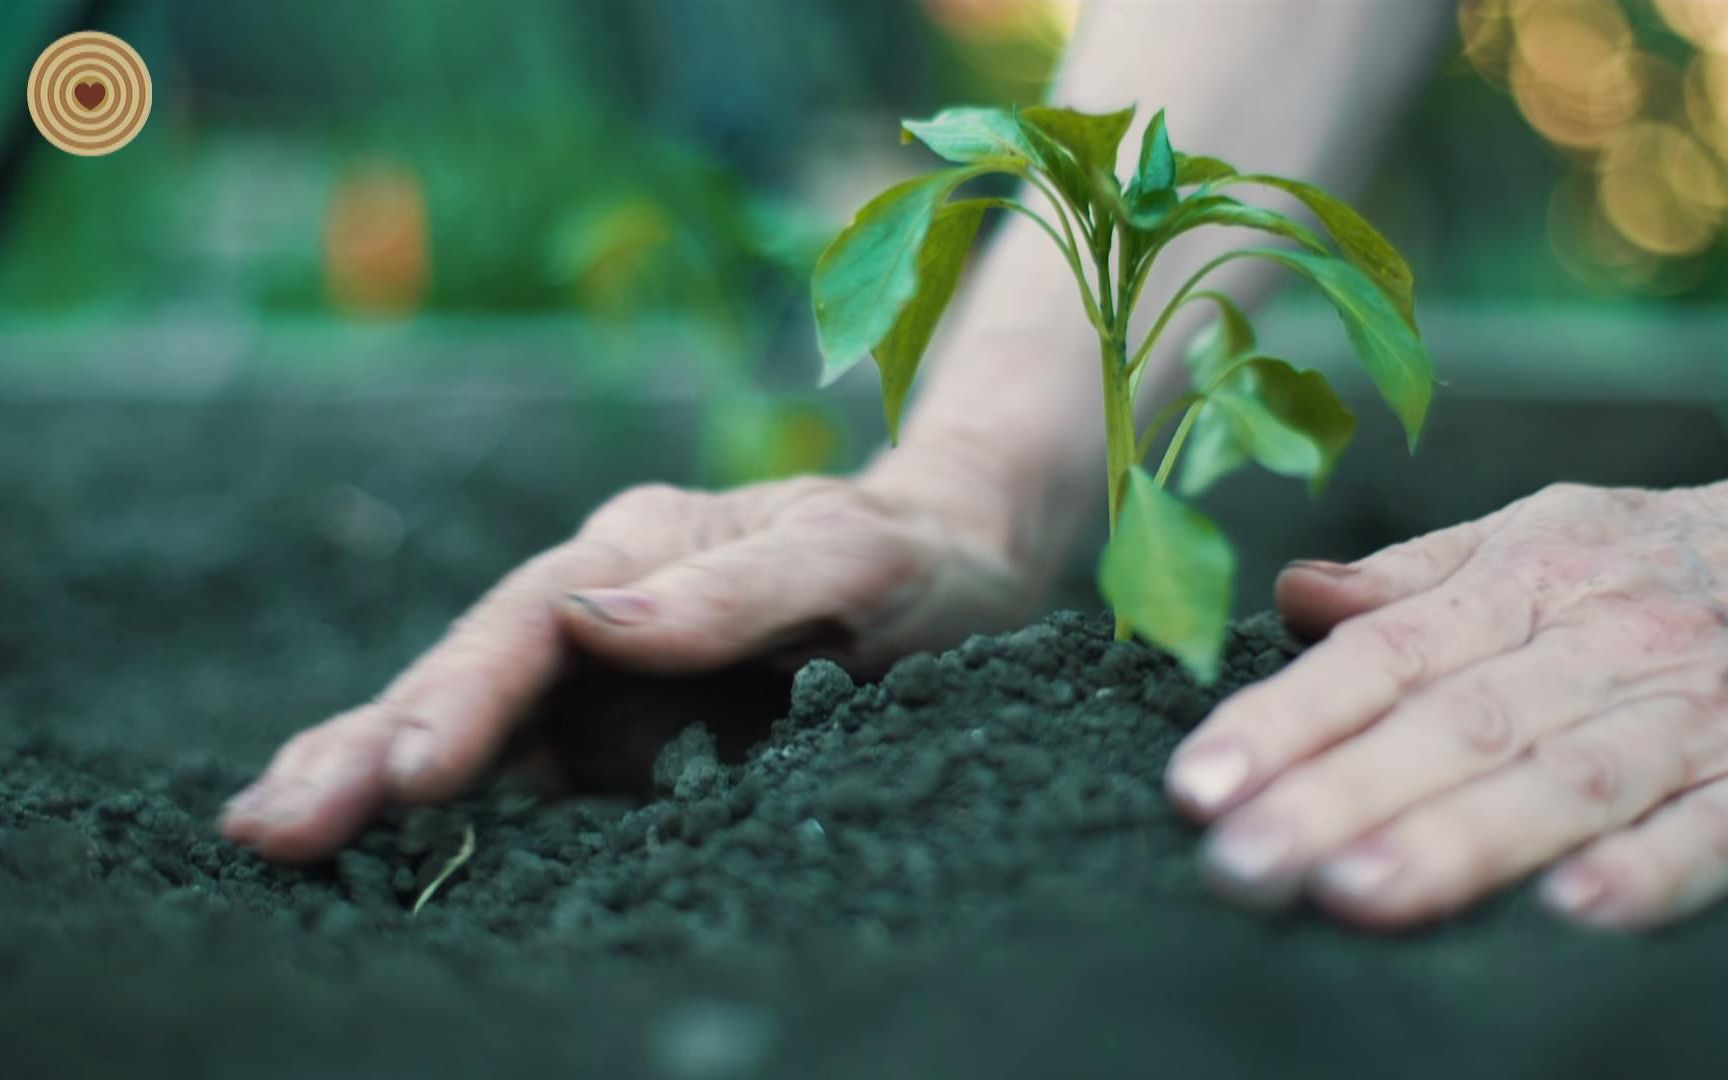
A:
[6, 611, 1728, 1078]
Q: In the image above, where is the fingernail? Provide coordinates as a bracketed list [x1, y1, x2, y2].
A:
[1204, 818, 1297, 901]
[1285, 559, 1357, 579]
[1540, 864, 1611, 922]
[223, 784, 264, 814]
[1168, 742, 1253, 816]
[387, 727, 438, 786]
[1317, 843, 1404, 903]
[220, 784, 268, 827]
[567, 588, 655, 626]
[248, 783, 316, 827]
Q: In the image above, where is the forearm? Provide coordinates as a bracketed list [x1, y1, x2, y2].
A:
[872, 0, 1451, 587]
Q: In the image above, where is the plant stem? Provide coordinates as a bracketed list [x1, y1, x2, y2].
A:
[1133, 391, 1203, 464]
[1100, 332, 1136, 642]
[1125, 248, 1251, 394]
[1023, 173, 1092, 284]
[1096, 222, 1137, 643]
[988, 193, 1108, 337]
[972, 198, 1063, 257]
[1092, 247, 1116, 337]
[1152, 400, 1203, 490]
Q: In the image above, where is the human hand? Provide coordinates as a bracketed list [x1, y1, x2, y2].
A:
[1166, 482, 1728, 931]
[222, 446, 1037, 862]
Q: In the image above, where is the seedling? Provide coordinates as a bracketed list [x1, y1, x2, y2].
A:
[811, 105, 1434, 680]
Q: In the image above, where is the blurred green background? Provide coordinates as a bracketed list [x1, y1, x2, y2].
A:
[1, 0, 1725, 482]
[2, 1, 1727, 754]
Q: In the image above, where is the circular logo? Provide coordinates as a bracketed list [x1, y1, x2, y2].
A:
[26, 31, 152, 157]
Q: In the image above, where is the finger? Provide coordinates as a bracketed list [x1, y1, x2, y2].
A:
[1167, 558, 1537, 821]
[561, 520, 918, 675]
[1276, 515, 1494, 641]
[220, 705, 395, 863]
[375, 539, 647, 803]
[1308, 694, 1716, 928]
[1197, 623, 1614, 908]
[379, 485, 762, 803]
[1541, 764, 1728, 931]
[224, 485, 726, 862]
[228, 530, 676, 858]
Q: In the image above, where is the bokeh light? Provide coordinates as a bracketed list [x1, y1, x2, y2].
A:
[1599, 122, 1720, 255]
[323, 164, 431, 318]
[1508, 0, 1641, 150]
[1547, 171, 1661, 291]
[919, 0, 1079, 90]
[1655, 0, 1728, 53]
[1467, 0, 1728, 288]
[1686, 52, 1728, 156]
[1461, 0, 1518, 85]
[920, 0, 1080, 44]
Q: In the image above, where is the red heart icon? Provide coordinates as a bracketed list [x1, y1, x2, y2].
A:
[74, 81, 105, 110]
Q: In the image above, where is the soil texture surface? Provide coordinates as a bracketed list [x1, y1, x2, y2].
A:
[5, 398, 1728, 1078]
[5, 612, 1728, 1079]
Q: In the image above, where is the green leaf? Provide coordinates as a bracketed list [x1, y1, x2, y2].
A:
[872, 200, 988, 443]
[1017, 106, 1136, 229]
[1182, 291, 1257, 386]
[1092, 173, 1150, 229]
[1174, 153, 1238, 186]
[901, 107, 1034, 165]
[1180, 358, 1356, 497]
[1177, 400, 1252, 497]
[1155, 196, 1330, 254]
[1121, 109, 1176, 229]
[1099, 469, 1235, 682]
[1229, 247, 1433, 447]
[1173, 295, 1257, 493]
[1224, 175, 1418, 330]
[812, 161, 1014, 383]
[1015, 117, 1096, 220]
[1020, 105, 1136, 184]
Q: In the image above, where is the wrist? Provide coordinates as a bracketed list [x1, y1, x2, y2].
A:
[858, 426, 1071, 596]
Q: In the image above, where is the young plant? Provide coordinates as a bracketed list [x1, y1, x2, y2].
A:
[811, 105, 1434, 681]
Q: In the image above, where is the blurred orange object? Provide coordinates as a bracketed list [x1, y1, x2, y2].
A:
[324, 164, 431, 318]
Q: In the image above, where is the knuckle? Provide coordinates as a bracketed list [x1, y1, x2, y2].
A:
[1534, 737, 1624, 812]
[777, 483, 873, 531]
[371, 689, 426, 731]
[1344, 617, 1433, 687]
[1365, 534, 1452, 589]
[675, 559, 748, 621]
[1609, 601, 1723, 655]
[272, 730, 323, 770]
[1529, 481, 1595, 512]
[863, 533, 925, 590]
[591, 482, 688, 526]
[1443, 684, 1519, 760]
[555, 537, 636, 584]
[1502, 539, 1600, 597]
[1669, 692, 1728, 788]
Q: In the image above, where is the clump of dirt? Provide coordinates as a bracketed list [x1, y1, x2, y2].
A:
[0, 611, 1296, 956]
[7, 610, 1728, 1079]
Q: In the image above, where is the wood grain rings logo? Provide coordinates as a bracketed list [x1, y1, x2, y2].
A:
[27, 32, 152, 157]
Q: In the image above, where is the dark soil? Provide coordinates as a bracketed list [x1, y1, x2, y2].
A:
[5, 396, 1728, 1078]
[5, 612, 1728, 1079]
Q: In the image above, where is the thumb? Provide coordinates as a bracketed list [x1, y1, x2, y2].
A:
[559, 525, 910, 674]
[1276, 517, 1491, 641]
